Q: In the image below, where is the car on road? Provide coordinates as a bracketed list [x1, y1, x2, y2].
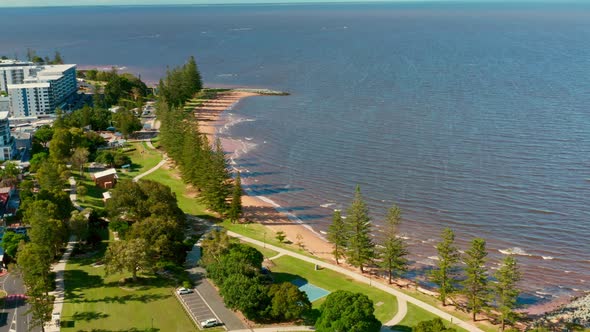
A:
[176, 287, 194, 295]
[201, 318, 220, 328]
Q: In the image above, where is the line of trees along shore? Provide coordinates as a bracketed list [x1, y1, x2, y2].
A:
[327, 185, 522, 330]
[156, 56, 242, 217]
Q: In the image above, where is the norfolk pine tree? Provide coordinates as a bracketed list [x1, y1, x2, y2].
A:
[378, 204, 409, 284]
[228, 172, 243, 223]
[345, 185, 376, 273]
[495, 255, 522, 331]
[462, 238, 490, 321]
[431, 227, 461, 306]
[327, 209, 347, 264]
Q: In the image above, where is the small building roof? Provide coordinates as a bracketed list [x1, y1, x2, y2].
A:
[92, 168, 117, 179]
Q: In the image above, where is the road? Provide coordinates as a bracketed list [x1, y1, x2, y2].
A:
[0, 273, 38, 332]
[228, 231, 485, 332]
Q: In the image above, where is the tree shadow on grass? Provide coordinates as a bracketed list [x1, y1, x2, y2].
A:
[71, 311, 109, 322]
[75, 329, 160, 332]
[271, 271, 306, 285]
[64, 269, 104, 292]
[81, 293, 171, 304]
[391, 325, 412, 332]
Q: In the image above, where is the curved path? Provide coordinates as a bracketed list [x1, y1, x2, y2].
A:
[132, 154, 167, 182]
[228, 231, 484, 332]
[384, 297, 408, 330]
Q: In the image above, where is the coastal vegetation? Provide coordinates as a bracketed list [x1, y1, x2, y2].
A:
[156, 57, 238, 217]
[314, 290, 381, 332]
[200, 230, 311, 323]
[327, 186, 523, 330]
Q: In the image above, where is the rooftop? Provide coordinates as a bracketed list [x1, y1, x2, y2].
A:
[92, 168, 117, 179]
[7, 82, 50, 89]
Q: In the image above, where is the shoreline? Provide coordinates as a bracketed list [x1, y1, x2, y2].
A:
[192, 89, 584, 317]
[194, 90, 335, 261]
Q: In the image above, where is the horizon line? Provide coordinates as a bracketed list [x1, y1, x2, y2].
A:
[0, 0, 577, 9]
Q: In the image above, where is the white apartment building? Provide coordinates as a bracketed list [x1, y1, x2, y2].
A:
[0, 112, 16, 161]
[0, 60, 77, 117]
[0, 59, 38, 93]
[0, 96, 9, 113]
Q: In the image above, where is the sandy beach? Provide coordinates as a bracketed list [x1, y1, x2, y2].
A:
[194, 90, 335, 261]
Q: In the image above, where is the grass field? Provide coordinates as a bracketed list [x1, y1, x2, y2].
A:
[143, 167, 212, 218]
[243, 241, 279, 259]
[221, 220, 317, 259]
[270, 255, 398, 324]
[117, 141, 163, 181]
[394, 303, 468, 332]
[74, 173, 106, 211]
[61, 242, 197, 332]
[397, 288, 497, 332]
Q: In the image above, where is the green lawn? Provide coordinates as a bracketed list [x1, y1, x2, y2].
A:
[143, 167, 212, 218]
[397, 289, 496, 332]
[394, 303, 468, 332]
[61, 243, 197, 332]
[270, 255, 397, 324]
[243, 241, 279, 259]
[221, 220, 317, 259]
[74, 173, 106, 212]
[117, 142, 163, 181]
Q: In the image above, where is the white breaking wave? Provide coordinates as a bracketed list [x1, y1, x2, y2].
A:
[542, 256, 554, 260]
[320, 202, 336, 208]
[498, 247, 532, 256]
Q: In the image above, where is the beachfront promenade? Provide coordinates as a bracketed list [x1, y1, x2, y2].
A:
[228, 231, 485, 332]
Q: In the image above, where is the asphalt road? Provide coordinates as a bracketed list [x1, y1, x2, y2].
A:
[187, 267, 246, 331]
[0, 273, 39, 332]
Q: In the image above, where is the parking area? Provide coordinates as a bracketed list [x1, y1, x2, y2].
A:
[176, 288, 225, 330]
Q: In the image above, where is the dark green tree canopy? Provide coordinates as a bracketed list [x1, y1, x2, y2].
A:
[315, 290, 381, 332]
[414, 318, 457, 332]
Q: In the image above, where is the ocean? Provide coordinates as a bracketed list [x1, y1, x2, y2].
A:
[2, 1, 589, 302]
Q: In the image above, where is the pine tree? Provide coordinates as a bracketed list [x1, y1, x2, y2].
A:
[431, 228, 461, 306]
[228, 172, 243, 223]
[378, 204, 409, 284]
[327, 210, 347, 264]
[495, 255, 521, 331]
[200, 138, 231, 213]
[345, 185, 375, 273]
[462, 238, 490, 321]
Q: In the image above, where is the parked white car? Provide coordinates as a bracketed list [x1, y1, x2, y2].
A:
[176, 287, 193, 295]
[201, 318, 220, 328]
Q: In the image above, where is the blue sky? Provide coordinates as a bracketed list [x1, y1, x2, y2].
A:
[0, 0, 543, 8]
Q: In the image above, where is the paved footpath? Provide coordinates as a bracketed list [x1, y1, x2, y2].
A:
[228, 231, 484, 332]
[44, 237, 77, 332]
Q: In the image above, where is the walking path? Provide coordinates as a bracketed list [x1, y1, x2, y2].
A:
[228, 231, 484, 332]
[44, 237, 77, 332]
[132, 154, 167, 182]
[68, 177, 83, 211]
[133, 139, 167, 182]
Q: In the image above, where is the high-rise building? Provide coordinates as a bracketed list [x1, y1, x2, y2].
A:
[0, 60, 77, 118]
[0, 112, 16, 161]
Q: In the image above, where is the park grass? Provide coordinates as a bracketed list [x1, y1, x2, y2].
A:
[397, 288, 497, 332]
[74, 173, 106, 212]
[242, 241, 279, 259]
[270, 255, 397, 324]
[143, 167, 213, 218]
[117, 141, 163, 181]
[221, 220, 317, 259]
[61, 243, 197, 332]
[394, 303, 468, 332]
